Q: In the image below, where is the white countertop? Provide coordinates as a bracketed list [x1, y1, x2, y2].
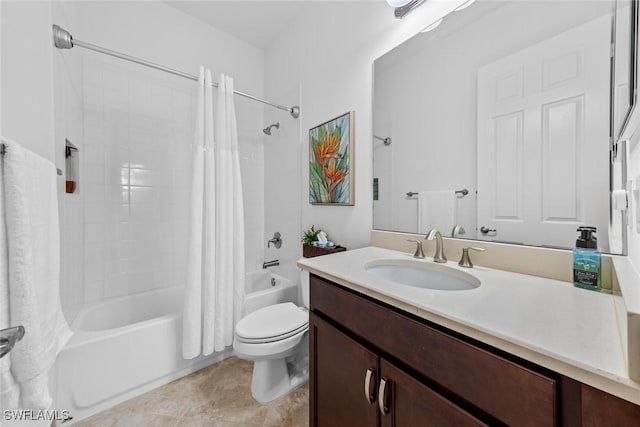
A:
[298, 246, 640, 404]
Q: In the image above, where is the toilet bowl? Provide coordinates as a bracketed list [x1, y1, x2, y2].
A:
[233, 270, 310, 403]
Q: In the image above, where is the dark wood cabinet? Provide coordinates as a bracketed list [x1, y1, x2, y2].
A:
[581, 384, 640, 427]
[310, 312, 377, 427]
[309, 273, 640, 427]
[379, 358, 486, 427]
[310, 312, 485, 427]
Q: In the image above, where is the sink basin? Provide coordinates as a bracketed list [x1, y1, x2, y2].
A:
[365, 259, 480, 291]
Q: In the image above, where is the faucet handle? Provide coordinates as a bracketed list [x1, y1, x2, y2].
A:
[268, 232, 282, 249]
[407, 239, 426, 259]
[458, 247, 486, 268]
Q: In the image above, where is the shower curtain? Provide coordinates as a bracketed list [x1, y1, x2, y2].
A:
[183, 68, 245, 359]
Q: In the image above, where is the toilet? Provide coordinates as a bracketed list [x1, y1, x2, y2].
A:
[233, 271, 310, 403]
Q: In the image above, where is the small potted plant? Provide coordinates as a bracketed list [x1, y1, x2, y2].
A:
[302, 225, 321, 245]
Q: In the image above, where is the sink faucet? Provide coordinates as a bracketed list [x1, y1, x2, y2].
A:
[425, 229, 447, 263]
[262, 259, 280, 269]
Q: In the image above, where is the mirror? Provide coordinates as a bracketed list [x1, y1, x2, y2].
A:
[613, 0, 637, 142]
[373, 0, 626, 253]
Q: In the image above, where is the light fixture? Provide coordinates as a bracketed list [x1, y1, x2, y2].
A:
[420, 18, 442, 33]
[454, 0, 475, 12]
[388, 0, 427, 19]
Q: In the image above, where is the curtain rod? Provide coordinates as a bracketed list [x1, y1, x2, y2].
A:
[52, 25, 300, 119]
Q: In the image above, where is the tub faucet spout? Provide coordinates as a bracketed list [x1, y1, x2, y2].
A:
[262, 259, 280, 269]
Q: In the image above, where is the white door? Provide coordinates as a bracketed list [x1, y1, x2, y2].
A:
[477, 15, 611, 249]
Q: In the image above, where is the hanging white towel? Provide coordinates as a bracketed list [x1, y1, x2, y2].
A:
[0, 142, 19, 410]
[417, 190, 457, 235]
[0, 138, 72, 409]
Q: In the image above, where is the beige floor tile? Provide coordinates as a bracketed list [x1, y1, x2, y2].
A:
[73, 357, 308, 427]
[177, 419, 261, 427]
[75, 412, 180, 427]
[264, 384, 309, 427]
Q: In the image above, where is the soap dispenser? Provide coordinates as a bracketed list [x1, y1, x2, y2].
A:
[573, 226, 601, 291]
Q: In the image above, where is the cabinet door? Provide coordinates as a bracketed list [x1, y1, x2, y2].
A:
[310, 313, 378, 427]
[582, 385, 640, 426]
[379, 359, 487, 427]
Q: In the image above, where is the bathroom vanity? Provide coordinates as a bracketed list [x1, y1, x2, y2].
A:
[299, 246, 640, 426]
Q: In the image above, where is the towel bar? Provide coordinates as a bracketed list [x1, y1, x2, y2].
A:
[406, 189, 469, 198]
[1, 143, 63, 176]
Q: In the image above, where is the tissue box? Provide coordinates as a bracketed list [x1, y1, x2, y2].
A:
[313, 241, 335, 248]
[303, 244, 347, 258]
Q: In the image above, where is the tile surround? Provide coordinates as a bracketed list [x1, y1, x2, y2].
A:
[62, 54, 265, 312]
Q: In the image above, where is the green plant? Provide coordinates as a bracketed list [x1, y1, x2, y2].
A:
[301, 225, 322, 245]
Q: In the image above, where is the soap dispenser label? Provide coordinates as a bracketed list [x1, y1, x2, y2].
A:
[573, 268, 598, 286]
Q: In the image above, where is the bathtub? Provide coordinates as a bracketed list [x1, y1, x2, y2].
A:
[244, 270, 298, 315]
[55, 272, 297, 423]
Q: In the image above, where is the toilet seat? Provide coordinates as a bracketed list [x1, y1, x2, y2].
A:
[236, 323, 308, 344]
[235, 303, 308, 344]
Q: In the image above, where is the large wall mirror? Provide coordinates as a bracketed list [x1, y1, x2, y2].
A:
[373, 0, 636, 254]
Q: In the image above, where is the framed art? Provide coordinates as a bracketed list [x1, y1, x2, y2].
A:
[309, 111, 355, 205]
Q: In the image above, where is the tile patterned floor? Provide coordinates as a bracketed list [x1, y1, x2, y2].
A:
[75, 357, 309, 427]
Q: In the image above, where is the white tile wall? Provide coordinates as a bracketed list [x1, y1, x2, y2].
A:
[62, 54, 265, 304]
[55, 0, 267, 315]
[263, 87, 302, 286]
[83, 57, 190, 300]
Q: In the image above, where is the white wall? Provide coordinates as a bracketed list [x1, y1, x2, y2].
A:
[53, 1, 267, 310]
[1, 1, 59, 420]
[264, 0, 467, 251]
[0, 0, 56, 161]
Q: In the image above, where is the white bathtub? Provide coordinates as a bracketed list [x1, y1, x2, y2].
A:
[56, 272, 297, 423]
[244, 270, 298, 315]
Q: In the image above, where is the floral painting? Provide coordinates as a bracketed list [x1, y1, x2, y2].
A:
[309, 112, 355, 205]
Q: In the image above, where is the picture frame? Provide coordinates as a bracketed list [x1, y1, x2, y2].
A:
[309, 111, 355, 205]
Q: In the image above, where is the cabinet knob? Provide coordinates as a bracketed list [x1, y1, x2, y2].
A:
[364, 368, 376, 403]
[378, 378, 391, 415]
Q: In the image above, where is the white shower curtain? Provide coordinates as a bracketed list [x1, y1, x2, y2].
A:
[183, 69, 245, 359]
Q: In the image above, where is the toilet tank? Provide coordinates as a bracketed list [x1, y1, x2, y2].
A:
[300, 270, 310, 309]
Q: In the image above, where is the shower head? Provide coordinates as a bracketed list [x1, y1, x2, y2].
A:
[263, 123, 280, 135]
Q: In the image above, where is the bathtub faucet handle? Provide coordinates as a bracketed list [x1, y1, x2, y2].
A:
[267, 232, 282, 249]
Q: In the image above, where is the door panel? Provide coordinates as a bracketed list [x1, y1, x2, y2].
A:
[478, 14, 610, 248]
[542, 96, 582, 222]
